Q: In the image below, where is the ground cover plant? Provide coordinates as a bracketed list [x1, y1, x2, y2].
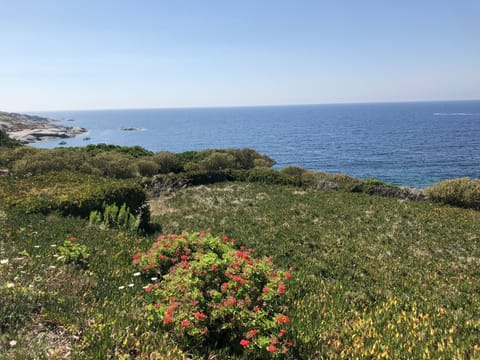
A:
[1, 145, 480, 358]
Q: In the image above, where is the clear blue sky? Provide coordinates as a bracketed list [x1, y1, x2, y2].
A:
[1, 0, 479, 111]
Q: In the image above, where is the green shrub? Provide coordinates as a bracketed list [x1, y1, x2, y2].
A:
[228, 148, 276, 169]
[153, 151, 183, 174]
[58, 236, 90, 268]
[199, 152, 237, 171]
[89, 203, 141, 231]
[88, 152, 138, 178]
[280, 166, 308, 177]
[425, 177, 480, 210]
[134, 232, 294, 358]
[0, 129, 22, 148]
[84, 144, 153, 158]
[136, 159, 159, 177]
[0, 172, 148, 224]
[178, 149, 275, 172]
[228, 168, 294, 186]
[11, 149, 88, 176]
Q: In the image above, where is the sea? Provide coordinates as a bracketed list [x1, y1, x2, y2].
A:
[31, 100, 480, 189]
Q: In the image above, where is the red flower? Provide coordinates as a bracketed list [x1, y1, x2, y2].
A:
[164, 315, 173, 324]
[222, 236, 229, 242]
[69, 236, 77, 242]
[240, 339, 250, 347]
[276, 315, 290, 324]
[194, 312, 206, 320]
[145, 284, 153, 292]
[247, 329, 259, 336]
[262, 286, 270, 293]
[181, 255, 188, 260]
[279, 329, 287, 337]
[253, 305, 260, 312]
[278, 283, 286, 294]
[267, 345, 277, 353]
[166, 307, 175, 315]
[181, 320, 190, 328]
[285, 272, 292, 279]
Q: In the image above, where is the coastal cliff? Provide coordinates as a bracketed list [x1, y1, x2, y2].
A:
[0, 111, 86, 143]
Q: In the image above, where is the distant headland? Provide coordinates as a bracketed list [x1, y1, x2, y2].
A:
[0, 111, 86, 144]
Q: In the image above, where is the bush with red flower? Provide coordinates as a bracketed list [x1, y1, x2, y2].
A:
[133, 232, 294, 358]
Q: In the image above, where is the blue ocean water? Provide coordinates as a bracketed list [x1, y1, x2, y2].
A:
[32, 100, 480, 188]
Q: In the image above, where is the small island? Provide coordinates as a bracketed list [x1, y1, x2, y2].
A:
[0, 111, 86, 144]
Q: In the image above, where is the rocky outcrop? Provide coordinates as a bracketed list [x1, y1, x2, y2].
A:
[0, 111, 87, 144]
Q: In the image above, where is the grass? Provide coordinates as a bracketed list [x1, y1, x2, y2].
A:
[150, 182, 480, 358]
[1, 167, 480, 357]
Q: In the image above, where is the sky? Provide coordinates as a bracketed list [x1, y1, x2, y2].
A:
[1, 0, 479, 112]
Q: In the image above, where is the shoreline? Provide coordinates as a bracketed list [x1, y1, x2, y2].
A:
[0, 111, 87, 144]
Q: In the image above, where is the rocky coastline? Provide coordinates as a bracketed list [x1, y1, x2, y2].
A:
[0, 111, 87, 144]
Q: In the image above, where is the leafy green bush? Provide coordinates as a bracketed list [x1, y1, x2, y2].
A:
[178, 148, 275, 172]
[0, 172, 149, 225]
[89, 203, 141, 231]
[58, 236, 90, 268]
[279, 166, 308, 177]
[153, 151, 183, 174]
[83, 144, 153, 158]
[425, 177, 480, 210]
[88, 152, 138, 178]
[229, 148, 276, 169]
[134, 232, 294, 358]
[199, 152, 237, 171]
[136, 159, 159, 177]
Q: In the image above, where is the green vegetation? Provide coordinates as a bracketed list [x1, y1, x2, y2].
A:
[1, 143, 480, 358]
[89, 203, 142, 232]
[135, 232, 294, 358]
[0, 129, 22, 148]
[425, 177, 480, 210]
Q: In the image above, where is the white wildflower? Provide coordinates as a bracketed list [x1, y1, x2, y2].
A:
[118, 286, 125, 290]
[0, 259, 8, 265]
[9, 340, 17, 347]
[128, 283, 134, 287]
[133, 272, 141, 277]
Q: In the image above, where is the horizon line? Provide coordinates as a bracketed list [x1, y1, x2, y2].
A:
[19, 98, 480, 114]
